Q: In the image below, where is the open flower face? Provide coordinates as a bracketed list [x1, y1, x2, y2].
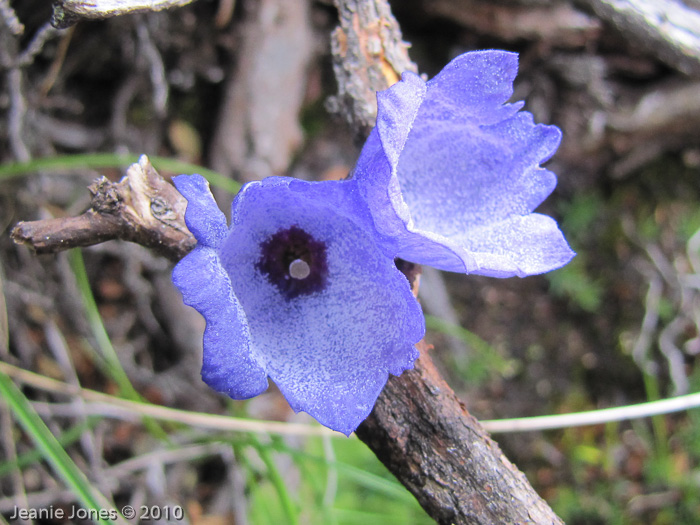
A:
[353, 50, 575, 277]
[172, 175, 424, 435]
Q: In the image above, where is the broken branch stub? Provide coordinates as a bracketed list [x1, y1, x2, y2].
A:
[11, 155, 195, 261]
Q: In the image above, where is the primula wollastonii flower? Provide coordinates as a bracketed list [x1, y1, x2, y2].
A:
[353, 50, 575, 277]
[172, 174, 424, 435]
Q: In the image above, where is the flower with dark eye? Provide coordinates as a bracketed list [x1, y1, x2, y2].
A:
[172, 174, 424, 435]
[172, 49, 575, 434]
[353, 50, 575, 277]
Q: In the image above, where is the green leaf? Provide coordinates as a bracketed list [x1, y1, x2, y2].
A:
[0, 369, 121, 525]
[0, 153, 240, 194]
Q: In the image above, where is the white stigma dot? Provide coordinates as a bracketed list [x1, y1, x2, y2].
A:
[289, 259, 311, 280]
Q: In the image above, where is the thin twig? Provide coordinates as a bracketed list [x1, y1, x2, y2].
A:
[7, 67, 31, 162]
[11, 155, 195, 261]
[44, 320, 100, 471]
[40, 27, 75, 97]
[484, 391, 700, 433]
[0, 0, 24, 36]
[51, 0, 198, 28]
[659, 316, 690, 395]
[16, 360, 700, 435]
[136, 21, 168, 117]
[17, 23, 61, 67]
[322, 434, 338, 507]
[0, 362, 336, 438]
[632, 273, 663, 376]
[105, 442, 230, 478]
[0, 488, 77, 514]
[0, 404, 30, 517]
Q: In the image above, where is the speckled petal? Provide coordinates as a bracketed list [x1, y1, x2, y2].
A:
[220, 177, 423, 435]
[354, 50, 574, 275]
[426, 50, 523, 123]
[451, 213, 577, 278]
[172, 245, 268, 399]
[173, 175, 228, 248]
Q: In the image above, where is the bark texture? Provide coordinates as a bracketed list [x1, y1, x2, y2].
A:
[576, 0, 700, 76]
[329, 0, 417, 140]
[357, 342, 563, 524]
[333, 2, 564, 522]
[11, 156, 194, 261]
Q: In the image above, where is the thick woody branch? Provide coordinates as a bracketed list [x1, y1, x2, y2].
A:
[11, 155, 194, 261]
[333, 0, 562, 523]
[358, 343, 563, 524]
[329, 0, 417, 140]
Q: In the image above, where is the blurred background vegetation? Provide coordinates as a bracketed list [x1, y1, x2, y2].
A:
[2, 0, 700, 523]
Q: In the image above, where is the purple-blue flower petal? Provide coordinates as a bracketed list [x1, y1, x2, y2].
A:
[354, 50, 575, 276]
[173, 174, 228, 248]
[450, 213, 577, 278]
[375, 71, 426, 169]
[172, 174, 423, 435]
[220, 177, 422, 435]
[172, 244, 268, 399]
[427, 50, 523, 123]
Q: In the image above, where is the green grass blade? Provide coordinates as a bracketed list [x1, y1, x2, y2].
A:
[0, 369, 119, 525]
[424, 315, 494, 355]
[69, 249, 168, 440]
[424, 314, 516, 383]
[0, 153, 240, 194]
[252, 438, 300, 525]
[0, 419, 95, 478]
[272, 442, 420, 505]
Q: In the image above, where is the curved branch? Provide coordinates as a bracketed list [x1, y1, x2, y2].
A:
[358, 342, 562, 524]
[333, 1, 563, 523]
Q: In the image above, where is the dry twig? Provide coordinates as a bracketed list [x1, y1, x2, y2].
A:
[51, 0, 197, 28]
[577, 0, 700, 76]
[209, 0, 313, 183]
[11, 156, 194, 261]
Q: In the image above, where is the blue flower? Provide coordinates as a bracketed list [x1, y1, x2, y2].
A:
[352, 50, 575, 277]
[172, 174, 424, 435]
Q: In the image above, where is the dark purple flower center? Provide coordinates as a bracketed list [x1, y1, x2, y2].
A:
[256, 226, 328, 299]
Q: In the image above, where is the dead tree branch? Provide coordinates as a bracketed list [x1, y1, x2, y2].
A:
[333, 0, 563, 523]
[51, 0, 197, 28]
[329, 0, 416, 140]
[11, 156, 194, 261]
[357, 340, 564, 524]
[576, 0, 700, 76]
